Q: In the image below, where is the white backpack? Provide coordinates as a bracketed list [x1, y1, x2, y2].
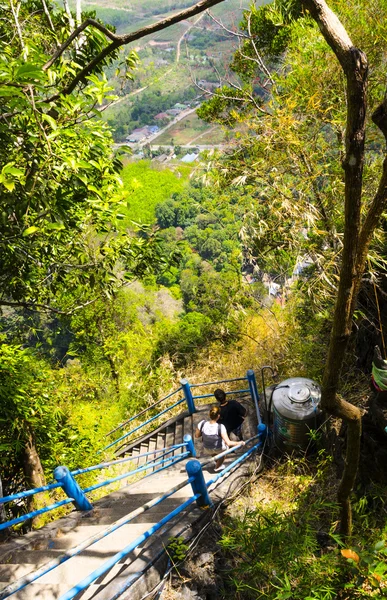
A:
[199, 421, 222, 450]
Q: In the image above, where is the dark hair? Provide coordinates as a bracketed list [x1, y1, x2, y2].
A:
[209, 406, 220, 420]
[214, 388, 226, 403]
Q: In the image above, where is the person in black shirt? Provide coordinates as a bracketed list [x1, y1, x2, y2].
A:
[214, 388, 247, 440]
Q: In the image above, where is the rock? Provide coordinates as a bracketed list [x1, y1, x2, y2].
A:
[195, 552, 213, 567]
[175, 586, 202, 600]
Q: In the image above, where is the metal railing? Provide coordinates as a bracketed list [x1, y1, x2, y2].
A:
[0, 428, 265, 600]
[101, 369, 261, 455]
[58, 429, 266, 600]
[0, 438, 195, 533]
[100, 387, 186, 454]
[0, 368, 266, 600]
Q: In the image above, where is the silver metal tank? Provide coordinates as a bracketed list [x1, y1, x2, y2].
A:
[272, 377, 321, 452]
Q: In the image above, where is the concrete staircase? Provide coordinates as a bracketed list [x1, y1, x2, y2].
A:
[0, 401, 255, 600]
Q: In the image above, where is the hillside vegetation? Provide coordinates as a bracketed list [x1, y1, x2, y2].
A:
[1, 0, 387, 597]
[120, 160, 191, 223]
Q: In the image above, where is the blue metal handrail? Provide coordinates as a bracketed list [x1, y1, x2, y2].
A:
[0, 481, 62, 506]
[57, 431, 265, 600]
[190, 376, 247, 388]
[102, 373, 256, 455]
[106, 387, 183, 437]
[192, 389, 250, 400]
[59, 492, 200, 600]
[0, 442, 191, 533]
[0, 476, 196, 600]
[0, 498, 74, 532]
[71, 443, 187, 476]
[83, 451, 190, 495]
[101, 397, 185, 453]
[0, 369, 265, 600]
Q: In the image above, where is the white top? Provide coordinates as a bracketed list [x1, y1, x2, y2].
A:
[198, 420, 227, 450]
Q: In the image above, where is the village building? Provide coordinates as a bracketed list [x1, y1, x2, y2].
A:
[154, 112, 170, 121]
[181, 153, 198, 163]
[166, 108, 181, 116]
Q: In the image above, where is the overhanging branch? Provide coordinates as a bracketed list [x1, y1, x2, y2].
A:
[47, 0, 227, 100]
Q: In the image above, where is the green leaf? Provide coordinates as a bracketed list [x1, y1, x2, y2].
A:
[42, 114, 57, 130]
[15, 63, 43, 81]
[375, 541, 385, 552]
[0, 86, 25, 98]
[3, 180, 15, 192]
[46, 223, 65, 231]
[77, 160, 92, 170]
[87, 184, 102, 196]
[3, 165, 24, 177]
[23, 226, 39, 236]
[77, 174, 88, 185]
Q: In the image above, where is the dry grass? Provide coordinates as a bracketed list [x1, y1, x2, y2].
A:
[180, 305, 301, 389]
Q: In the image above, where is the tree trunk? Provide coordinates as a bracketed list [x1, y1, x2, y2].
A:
[22, 427, 48, 528]
[306, 0, 387, 536]
[0, 473, 8, 541]
[304, 0, 368, 536]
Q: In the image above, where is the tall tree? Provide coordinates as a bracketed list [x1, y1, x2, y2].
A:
[0, 0, 172, 314]
[303, 0, 387, 535]
[198, 0, 387, 534]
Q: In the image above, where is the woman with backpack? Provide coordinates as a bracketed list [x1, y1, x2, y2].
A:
[195, 406, 245, 471]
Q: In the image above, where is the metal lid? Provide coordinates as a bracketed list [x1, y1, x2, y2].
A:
[288, 383, 311, 403]
[272, 377, 321, 421]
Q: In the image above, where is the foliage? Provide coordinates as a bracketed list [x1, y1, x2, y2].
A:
[120, 160, 191, 224]
[340, 541, 387, 594]
[167, 536, 190, 564]
[154, 312, 213, 366]
[0, 0, 167, 312]
[197, 0, 387, 318]
[219, 454, 387, 599]
[0, 341, 63, 476]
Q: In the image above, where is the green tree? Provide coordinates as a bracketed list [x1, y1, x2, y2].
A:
[0, 343, 62, 517]
[198, 0, 387, 534]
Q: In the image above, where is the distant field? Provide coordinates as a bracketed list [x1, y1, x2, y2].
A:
[120, 160, 191, 224]
[196, 126, 229, 144]
[155, 113, 209, 145]
[80, 0, 249, 39]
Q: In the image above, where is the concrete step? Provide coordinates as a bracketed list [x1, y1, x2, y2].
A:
[130, 446, 140, 467]
[79, 507, 201, 600]
[2, 582, 70, 600]
[165, 424, 175, 450]
[147, 436, 157, 472]
[174, 418, 183, 451]
[0, 405, 256, 600]
[1, 550, 63, 565]
[155, 432, 166, 463]
[183, 413, 193, 441]
[138, 443, 149, 467]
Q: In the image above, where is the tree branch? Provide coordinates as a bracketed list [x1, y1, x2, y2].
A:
[10, 0, 24, 49]
[206, 9, 249, 38]
[43, 18, 119, 70]
[46, 0, 227, 100]
[302, 0, 353, 71]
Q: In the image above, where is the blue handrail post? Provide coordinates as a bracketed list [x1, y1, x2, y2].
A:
[180, 379, 196, 414]
[185, 460, 212, 509]
[54, 467, 93, 512]
[247, 369, 262, 426]
[184, 434, 196, 457]
[258, 422, 267, 440]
